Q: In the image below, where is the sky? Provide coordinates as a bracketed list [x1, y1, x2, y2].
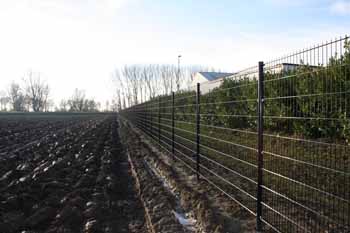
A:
[0, 0, 350, 106]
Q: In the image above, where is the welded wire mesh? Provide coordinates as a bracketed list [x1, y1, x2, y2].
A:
[261, 36, 350, 233]
[121, 35, 350, 233]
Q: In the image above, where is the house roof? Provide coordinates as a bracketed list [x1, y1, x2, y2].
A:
[198, 72, 235, 81]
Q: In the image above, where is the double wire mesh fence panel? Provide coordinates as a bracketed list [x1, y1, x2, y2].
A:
[121, 35, 350, 233]
[260, 36, 350, 233]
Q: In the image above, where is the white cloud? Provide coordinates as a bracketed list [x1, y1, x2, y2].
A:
[330, 0, 350, 15]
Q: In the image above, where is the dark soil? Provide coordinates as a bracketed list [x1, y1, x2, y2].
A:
[120, 119, 257, 233]
[0, 114, 147, 233]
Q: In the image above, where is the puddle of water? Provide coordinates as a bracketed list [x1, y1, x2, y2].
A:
[144, 159, 198, 232]
[173, 210, 197, 231]
[19, 176, 28, 182]
[145, 160, 172, 191]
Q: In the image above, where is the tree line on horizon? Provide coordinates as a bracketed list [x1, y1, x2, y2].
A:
[112, 64, 222, 111]
[0, 71, 116, 113]
[0, 71, 51, 112]
[1, 64, 222, 113]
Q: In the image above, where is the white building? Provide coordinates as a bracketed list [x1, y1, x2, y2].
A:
[190, 63, 312, 94]
[225, 63, 313, 80]
[266, 63, 305, 74]
[191, 72, 235, 94]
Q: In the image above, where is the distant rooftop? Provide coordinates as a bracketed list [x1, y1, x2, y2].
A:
[198, 72, 235, 81]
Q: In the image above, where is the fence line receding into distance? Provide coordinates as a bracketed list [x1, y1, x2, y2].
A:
[121, 35, 350, 233]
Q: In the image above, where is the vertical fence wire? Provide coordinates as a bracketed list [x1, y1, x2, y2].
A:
[121, 35, 350, 233]
[172, 91, 175, 158]
[196, 83, 201, 181]
[257, 61, 265, 232]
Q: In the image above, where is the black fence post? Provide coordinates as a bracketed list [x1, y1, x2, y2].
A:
[196, 83, 201, 181]
[172, 92, 175, 159]
[147, 102, 149, 135]
[143, 104, 145, 132]
[143, 104, 146, 133]
[158, 96, 161, 149]
[140, 104, 143, 131]
[256, 61, 265, 232]
[135, 106, 138, 128]
[149, 102, 151, 137]
[150, 100, 153, 139]
[139, 105, 141, 129]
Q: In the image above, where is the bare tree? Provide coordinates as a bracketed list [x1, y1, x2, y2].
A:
[58, 99, 69, 112]
[142, 66, 151, 100]
[112, 69, 128, 109]
[44, 99, 54, 112]
[42, 87, 51, 112]
[67, 88, 86, 111]
[175, 64, 182, 92]
[66, 89, 100, 112]
[114, 64, 164, 107]
[0, 98, 9, 111]
[24, 95, 31, 112]
[0, 90, 10, 111]
[121, 66, 133, 107]
[8, 82, 26, 111]
[83, 99, 100, 112]
[105, 100, 110, 112]
[129, 65, 141, 105]
[112, 64, 224, 108]
[115, 90, 122, 111]
[119, 65, 143, 106]
[143, 65, 157, 99]
[160, 65, 172, 95]
[23, 71, 50, 112]
[111, 86, 123, 112]
[110, 98, 119, 112]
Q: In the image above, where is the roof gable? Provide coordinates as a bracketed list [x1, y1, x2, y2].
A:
[198, 72, 235, 81]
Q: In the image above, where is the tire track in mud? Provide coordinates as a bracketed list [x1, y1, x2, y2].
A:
[121, 119, 197, 233]
[120, 118, 257, 233]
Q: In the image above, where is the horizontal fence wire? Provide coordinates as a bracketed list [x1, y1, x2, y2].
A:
[259, 36, 350, 233]
[121, 35, 350, 233]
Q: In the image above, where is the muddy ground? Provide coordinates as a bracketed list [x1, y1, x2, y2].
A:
[119, 119, 256, 233]
[0, 114, 255, 233]
[0, 114, 147, 233]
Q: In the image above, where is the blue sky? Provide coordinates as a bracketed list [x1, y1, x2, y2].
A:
[0, 0, 349, 105]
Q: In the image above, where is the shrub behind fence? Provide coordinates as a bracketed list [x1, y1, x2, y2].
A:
[121, 36, 350, 233]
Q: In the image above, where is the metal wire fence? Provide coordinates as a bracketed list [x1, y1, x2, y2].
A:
[121, 35, 350, 233]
